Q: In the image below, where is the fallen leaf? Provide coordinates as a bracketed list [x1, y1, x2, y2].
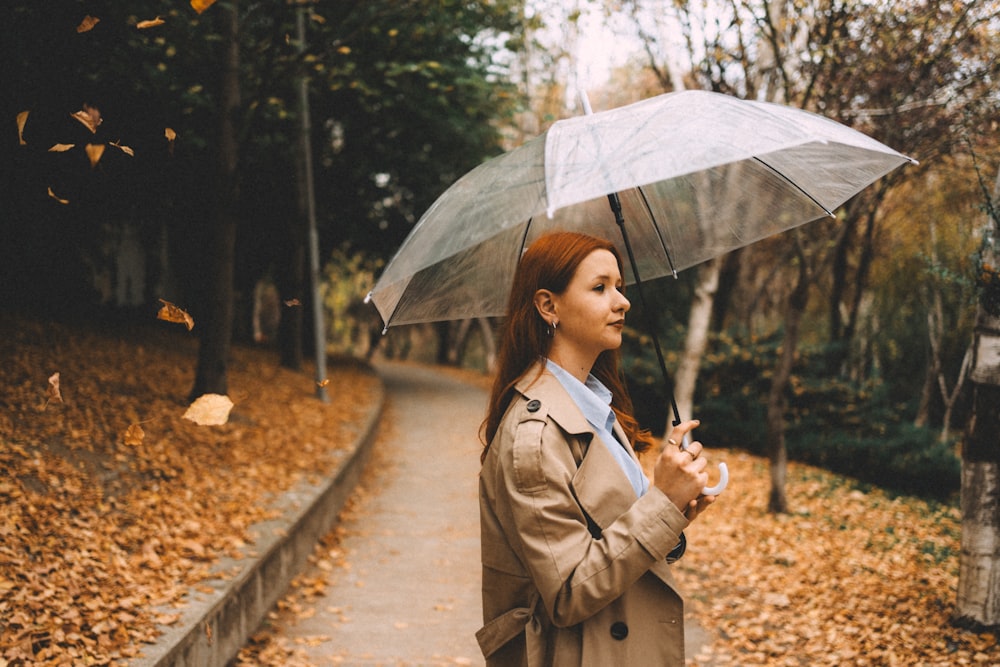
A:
[137, 16, 165, 29]
[16, 110, 29, 145]
[47, 372, 63, 404]
[154, 613, 182, 626]
[48, 143, 75, 152]
[191, 0, 218, 14]
[85, 143, 106, 167]
[48, 187, 69, 204]
[71, 105, 101, 134]
[183, 394, 234, 426]
[0, 315, 383, 664]
[123, 423, 145, 446]
[156, 299, 194, 330]
[77, 15, 100, 33]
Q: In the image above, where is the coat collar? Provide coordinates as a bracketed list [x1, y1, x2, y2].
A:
[515, 361, 592, 436]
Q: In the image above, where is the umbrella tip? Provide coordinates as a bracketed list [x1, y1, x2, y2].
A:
[579, 90, 593, 116]
[363, 291, 372, 304]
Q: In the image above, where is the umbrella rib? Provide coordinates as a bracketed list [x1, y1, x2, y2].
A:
[752, 156, 836, 217]
[517, 218, 533, 263]
[635, 184, 679, 278]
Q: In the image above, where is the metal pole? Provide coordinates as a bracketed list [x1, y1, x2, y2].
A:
[296, 2, 329, 402]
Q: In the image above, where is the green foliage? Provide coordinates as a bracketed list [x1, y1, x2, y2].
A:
[2, 0, 524, 312]
[627, 331, 960, 501]
[320, 246, 383, 357]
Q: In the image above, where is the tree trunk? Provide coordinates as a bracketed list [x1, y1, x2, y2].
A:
[710, 249, 742, 332]
[957, 376, 1000, 628]
[189, 1, 240, 400]
[955, 166, 1000, 629]
[669, 258, 720, 427]
[479, 317, 497, 373]
[956, 168, 1000, 629]
[766, 246, 810, 514]
[828, 216, 855, 342]
[914, 309, 939, 428]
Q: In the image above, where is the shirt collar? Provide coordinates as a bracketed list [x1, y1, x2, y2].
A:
[544, 359, 615, 434]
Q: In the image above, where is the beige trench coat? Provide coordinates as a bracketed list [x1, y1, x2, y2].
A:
[478, 363, 690, 666]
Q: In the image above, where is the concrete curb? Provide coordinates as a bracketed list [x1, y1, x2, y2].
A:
[131, 375, 386, 667]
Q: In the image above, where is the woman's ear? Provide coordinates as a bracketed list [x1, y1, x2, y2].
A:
[533, 289, 556, 322]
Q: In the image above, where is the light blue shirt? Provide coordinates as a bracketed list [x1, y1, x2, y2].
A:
[545, 359, 649, 498]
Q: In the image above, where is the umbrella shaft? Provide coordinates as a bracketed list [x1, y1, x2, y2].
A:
[607, 193, 684, 430]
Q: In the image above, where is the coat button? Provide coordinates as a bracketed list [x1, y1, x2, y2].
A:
[610, 621, 628, 640]
[526, 399, 541, 412]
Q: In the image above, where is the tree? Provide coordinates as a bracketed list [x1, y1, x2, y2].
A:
[609, 0, 1000, 512]
[956, 164, 1000, 629]
[2, 1, 523, 398]
[189, 0, 241, 398]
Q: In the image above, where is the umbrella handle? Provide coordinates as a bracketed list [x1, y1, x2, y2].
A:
[681, 433, 729, 496]
[703, 463, 729, 496]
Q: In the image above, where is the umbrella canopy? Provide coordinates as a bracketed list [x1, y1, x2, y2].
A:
[367, 89, 914, 329]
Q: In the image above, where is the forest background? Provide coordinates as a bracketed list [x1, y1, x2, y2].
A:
[2, 0, 1000, 659]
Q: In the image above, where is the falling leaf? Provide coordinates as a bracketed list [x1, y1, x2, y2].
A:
[110, 140, 135, 157]
[48, 143, 75, 152]
[77, 15, 100, 33]
[71, 105, 101, 134]
[156, 299, 194, 330]
[47, 372, 63, 404]
[123, 423, 145, 446]
[85, 143, 106, 167]
[136, 16, 165, 29]
[16, 111, 29, 145]
[165, 127, 177, 156]
[191, 0, 218, 14]
[317, 379, 330, 388]
[47, 187, 69, 204]
[183, 394, 234, 426]
[283, 299, 302, 307]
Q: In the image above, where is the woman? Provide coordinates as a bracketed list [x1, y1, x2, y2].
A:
[477, 231, 716, 666]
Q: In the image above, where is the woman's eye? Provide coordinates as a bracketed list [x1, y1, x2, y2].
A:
[594, 284, 605, 292]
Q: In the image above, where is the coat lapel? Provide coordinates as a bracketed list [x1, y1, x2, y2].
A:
[516, 362, 641, 530]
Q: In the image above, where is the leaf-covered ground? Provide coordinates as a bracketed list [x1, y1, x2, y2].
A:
[242, 414, 1000, 666]
[3, 313, 998, 665]
[0, 314, 380, 665]
[676, 452, 999, 666]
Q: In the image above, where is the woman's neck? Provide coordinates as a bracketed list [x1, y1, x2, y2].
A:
[547, 344, 596, 384]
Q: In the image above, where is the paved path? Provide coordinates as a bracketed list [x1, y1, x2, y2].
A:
[267, 361, 707, 666]
[279, 361, 486, 666]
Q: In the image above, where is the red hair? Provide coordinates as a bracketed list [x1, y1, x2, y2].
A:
[481, 231, 654, 462]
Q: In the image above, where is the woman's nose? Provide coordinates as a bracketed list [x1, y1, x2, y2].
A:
[618, 292, 630, 312]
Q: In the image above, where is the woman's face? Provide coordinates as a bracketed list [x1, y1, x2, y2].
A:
[549, 249, 631, 362]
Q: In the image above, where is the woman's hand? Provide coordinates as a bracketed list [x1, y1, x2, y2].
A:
[652, 420, 716, 517]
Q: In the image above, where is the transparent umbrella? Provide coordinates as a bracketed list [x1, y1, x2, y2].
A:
[366, 90, 914, 493]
